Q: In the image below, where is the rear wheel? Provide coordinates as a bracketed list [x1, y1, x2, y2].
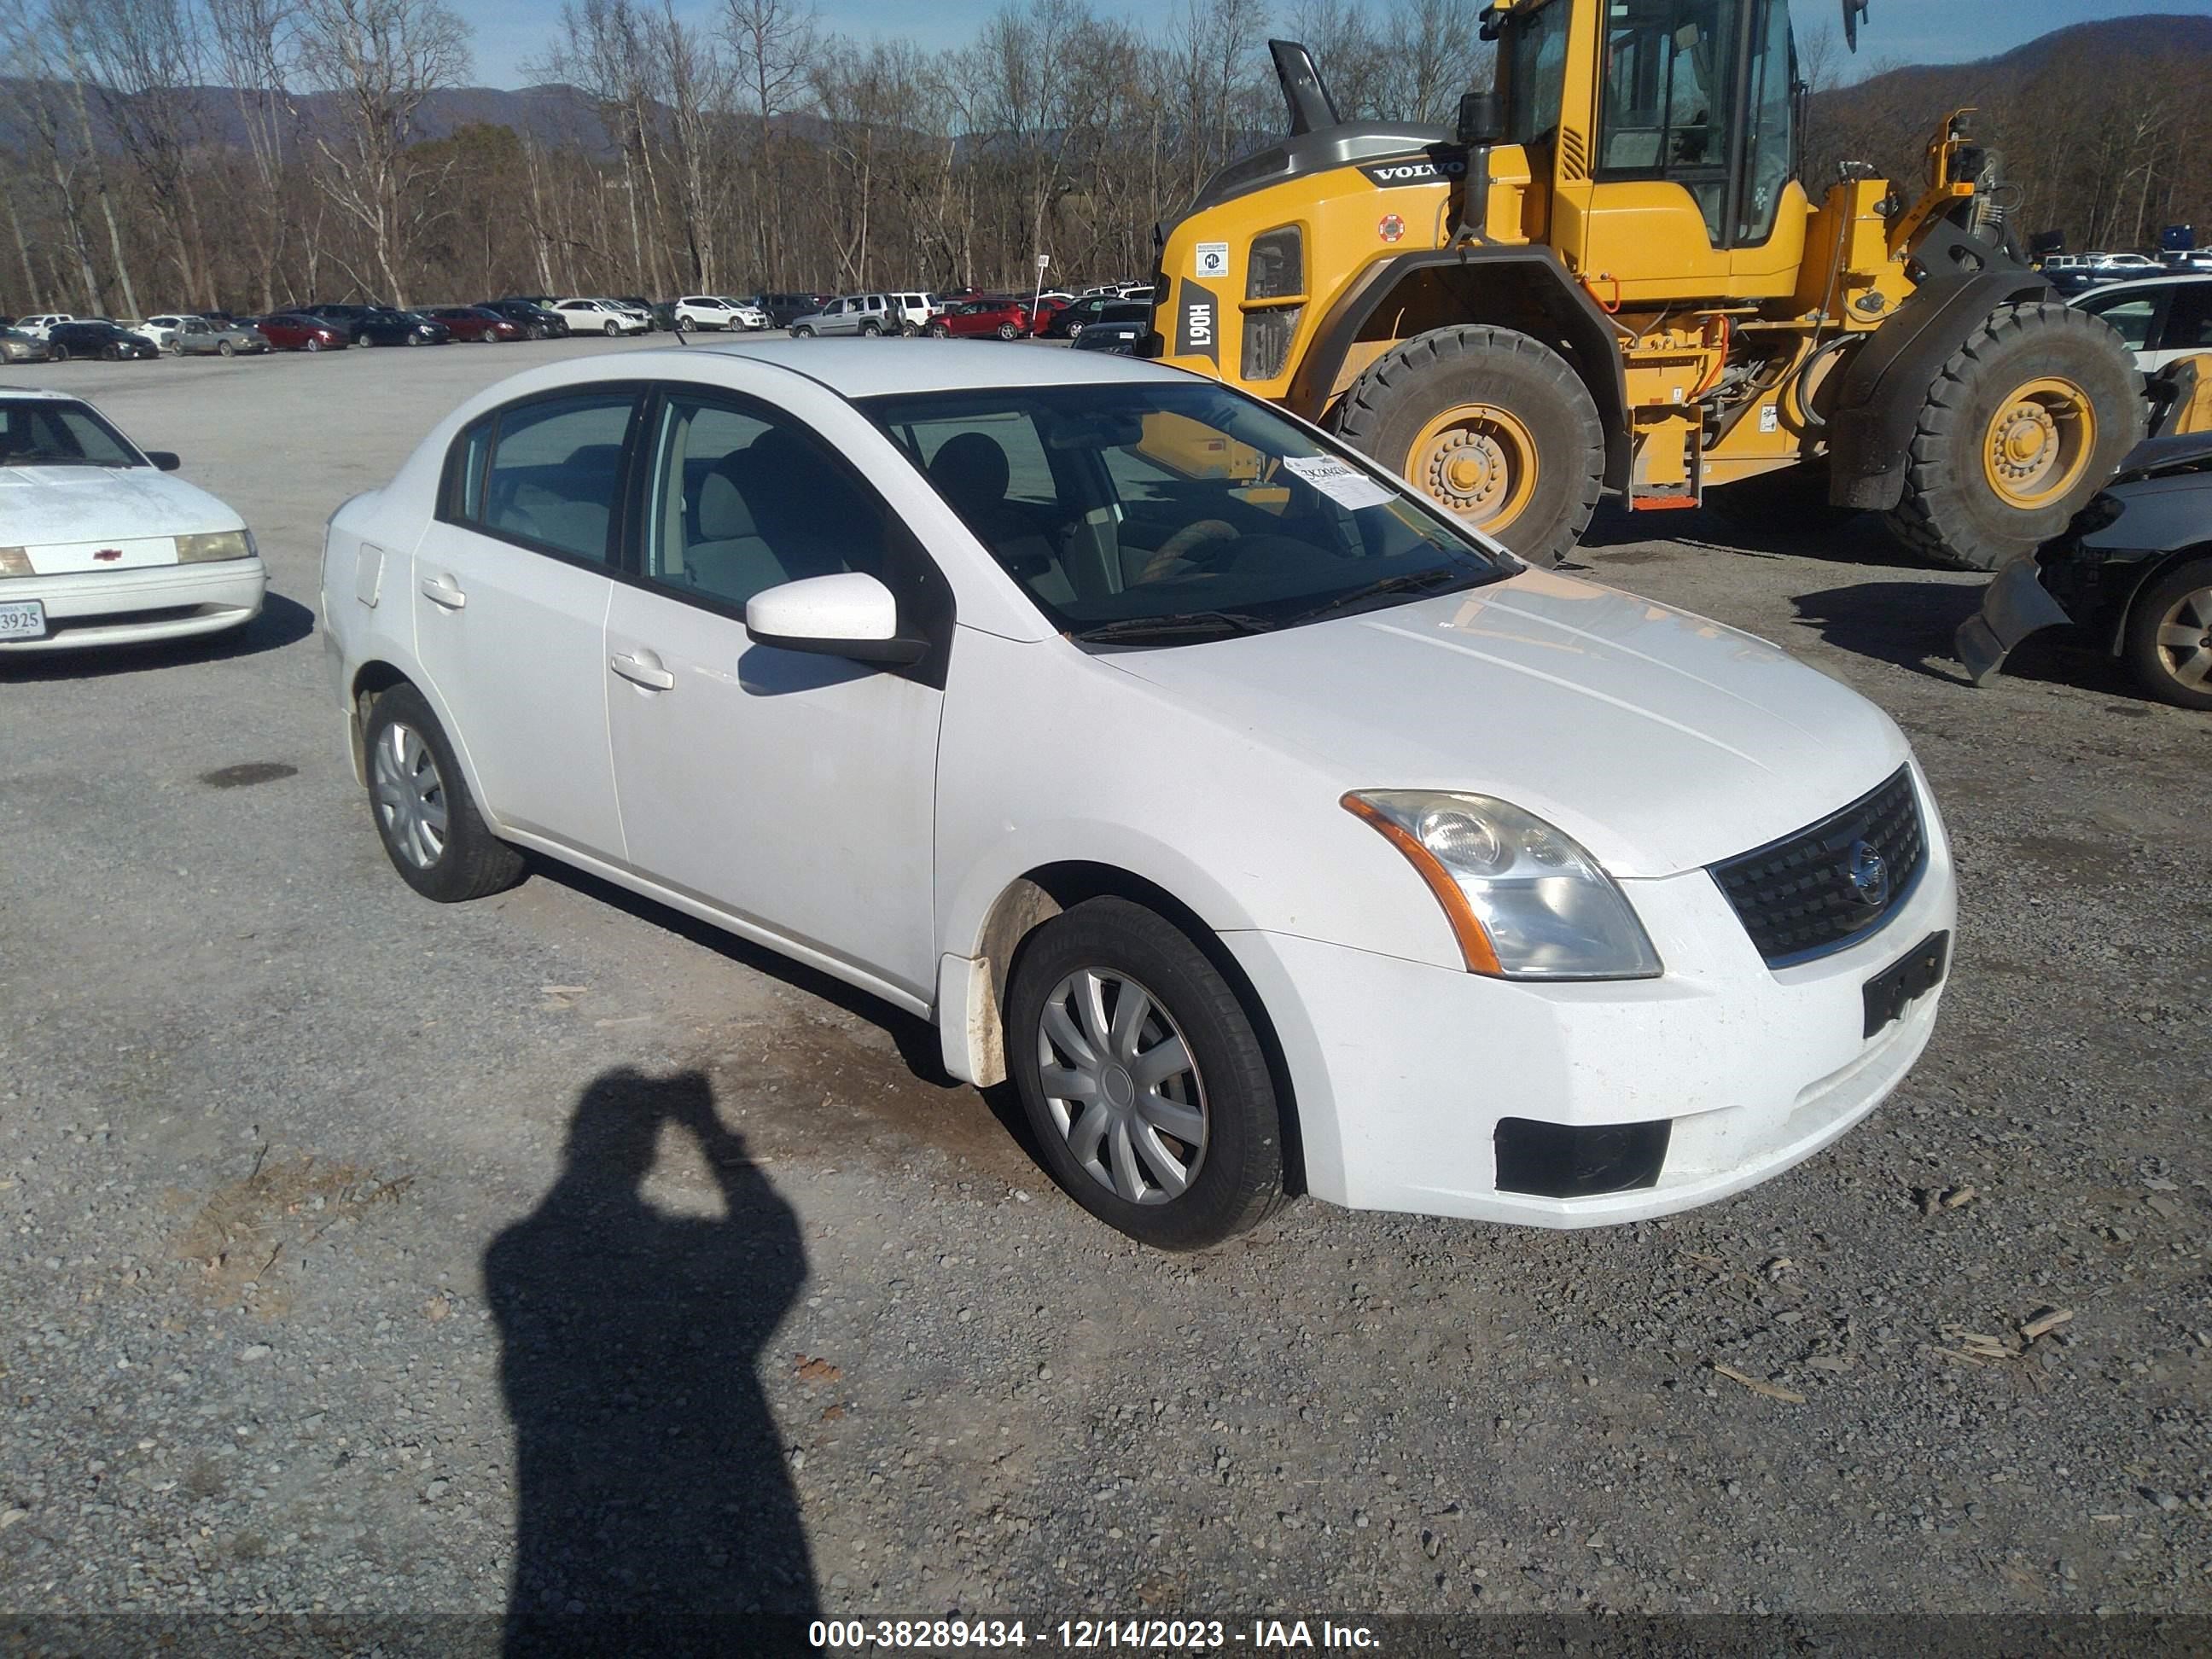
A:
[361, 684, 526, 903]
[2123, 555, 2212, 710]
[1006, 897, 1288, 1250]
[859, 319, 882, 337]
[1883, 300, 2144, 571]
[1329, 325, 1605, 568]
[996, 322, 1020, 340]
[354, 333, 372, 347]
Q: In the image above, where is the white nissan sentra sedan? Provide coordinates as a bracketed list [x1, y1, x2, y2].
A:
[319, 341, 1956, 1249]
[1, 388, 266, 652]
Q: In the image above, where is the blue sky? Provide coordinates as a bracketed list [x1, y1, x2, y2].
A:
[459, 0, 2212, 90]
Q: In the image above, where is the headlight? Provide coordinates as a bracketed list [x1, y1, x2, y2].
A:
[1342, 790, 1662, 981]
[177, 529, 256, 563]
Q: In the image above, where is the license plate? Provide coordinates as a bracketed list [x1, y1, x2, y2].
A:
[1863, 930, 1950, 1039]
[0, 598, 45, 641]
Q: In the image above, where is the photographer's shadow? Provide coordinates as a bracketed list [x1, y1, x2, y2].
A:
[486, 1068, 817, 1644]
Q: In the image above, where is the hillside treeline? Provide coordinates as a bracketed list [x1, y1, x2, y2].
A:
[1, 0, 2206, 319]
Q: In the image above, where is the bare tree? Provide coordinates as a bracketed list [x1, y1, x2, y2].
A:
[292, 0, 471, 304]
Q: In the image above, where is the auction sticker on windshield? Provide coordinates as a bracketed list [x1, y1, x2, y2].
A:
[1281, 454, 1396, 510]
[0, 599, 46, 640]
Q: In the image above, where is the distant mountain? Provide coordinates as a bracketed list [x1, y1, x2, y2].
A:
[1819, 12, 2212, 102]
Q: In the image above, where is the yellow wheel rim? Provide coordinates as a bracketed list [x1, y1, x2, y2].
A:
[1408, 405, 1540, 533]
[1982, 376, 2097, 510]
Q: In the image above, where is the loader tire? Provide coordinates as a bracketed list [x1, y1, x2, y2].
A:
[1883, 300, 2143, 572]
[1329, 325, 1604, 568]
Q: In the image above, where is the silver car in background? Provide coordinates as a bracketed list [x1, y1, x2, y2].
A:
[140, 315, 272, 358]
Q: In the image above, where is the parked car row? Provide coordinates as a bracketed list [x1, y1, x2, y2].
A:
[785, 286, 1158, 341]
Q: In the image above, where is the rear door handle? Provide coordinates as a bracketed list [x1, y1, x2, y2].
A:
[609, 649, 676, 691]
[420, 573, 468, 610]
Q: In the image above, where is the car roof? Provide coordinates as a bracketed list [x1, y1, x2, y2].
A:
[2074, 273, 2210, 298]
[680, 337, 1185, 398]
[0, 386, 88, 402]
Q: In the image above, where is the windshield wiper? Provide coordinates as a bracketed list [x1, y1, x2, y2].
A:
[1287, 566, 1485, 626]
[1069, 610, 1276, 645]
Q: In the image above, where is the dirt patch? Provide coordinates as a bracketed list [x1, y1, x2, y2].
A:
[701, 1010, 1032, 1184]
[198, 761, 298, 789]
[174, 1150, 414, 1307]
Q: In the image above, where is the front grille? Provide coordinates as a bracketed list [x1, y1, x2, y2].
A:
[1709, 766, 1927, 966]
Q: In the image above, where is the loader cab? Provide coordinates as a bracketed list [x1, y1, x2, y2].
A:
[1493, 0, 1808, 298]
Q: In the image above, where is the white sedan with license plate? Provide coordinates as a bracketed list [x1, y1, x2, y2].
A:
[320, 341, 1957, 1249]
[0, 389, 266, 653]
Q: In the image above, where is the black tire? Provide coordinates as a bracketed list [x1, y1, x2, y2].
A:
[602, 319, 619, 336]
[304, 335, 322, 353]
[1883, 300, 2145, 572]
[355, 333, 372, 347]
[925, 320, 950, 338]
[1329, 324, 1605, 568]
[48, 343, 68, 363]
[1006, 897, 1288, 1250]
[858, 319, 882, 337]
[360, 683, 526, 903]
[2122, 554, 2212, 710]
[217, 339, 235, 357]
[790, 324, 813, 337]
[102, 342, 123, 361]
[996, 322, 1019, 340]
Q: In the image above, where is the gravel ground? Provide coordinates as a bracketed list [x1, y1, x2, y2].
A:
[2, 339, 2209, 1627]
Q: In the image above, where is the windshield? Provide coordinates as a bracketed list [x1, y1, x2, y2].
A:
[861, 381, 1514, 644]
[0, 398, 143, 467]
[1502, 0, 1570, 147]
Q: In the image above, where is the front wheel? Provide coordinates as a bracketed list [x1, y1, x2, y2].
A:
[602, 320, 619, 336]
[218, 340, 235, 357]
[1883, 300, 2144, 571]
[2124, 556, 2212, 710]
[1007, 897, 1288, 1250]
[48, 344, 68, 362]
[102, 342, 124, 361]
[790, 324, 813, 338]
[303, 336, 322, 353]
[355, 333, 372, 347]
[1328, 324, 1605, 568]
[361, 684, 526, 903]
[925, 321, 950, 338]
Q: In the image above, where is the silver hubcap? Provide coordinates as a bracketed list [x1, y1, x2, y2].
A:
[1037, 969, 1206, 1205]
[2153, 586, 2212, 691]
[371, 721, 448, 869]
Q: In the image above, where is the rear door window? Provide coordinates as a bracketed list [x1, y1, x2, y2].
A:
[446, 391, 642, 566]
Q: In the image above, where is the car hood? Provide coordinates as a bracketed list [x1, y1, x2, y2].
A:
[0, 465, 246, 552]
[1102, 569, 1912, 878]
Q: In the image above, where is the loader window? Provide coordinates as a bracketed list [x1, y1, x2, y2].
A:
[1734, 0, 1797, 244]
[1597, 0, 1740, 242]
[1502, 0, 1570, 147]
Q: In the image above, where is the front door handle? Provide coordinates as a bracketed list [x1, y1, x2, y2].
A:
[609, 649, 676, 691]
[420, 573, 467, 610]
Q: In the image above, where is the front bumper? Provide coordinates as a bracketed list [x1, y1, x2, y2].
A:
[1957, 555, 2072, 684]
[0, 559, 266, 653]
[1223, 786, 1958, 1228]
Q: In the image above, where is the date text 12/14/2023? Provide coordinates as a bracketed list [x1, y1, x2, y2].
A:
[808, 1619, 1381, 1650]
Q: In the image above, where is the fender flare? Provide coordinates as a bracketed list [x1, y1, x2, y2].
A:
[1286, 246, 1633, 492]
[1825, 270, 2052, 511]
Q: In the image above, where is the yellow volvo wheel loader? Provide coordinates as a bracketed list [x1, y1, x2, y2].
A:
[1147, 1, 2145, 570]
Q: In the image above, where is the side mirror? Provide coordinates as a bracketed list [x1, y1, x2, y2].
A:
[745, 572, 927, 667]
[1456, 91, 1504, 146]
[145, 451, 180, 471]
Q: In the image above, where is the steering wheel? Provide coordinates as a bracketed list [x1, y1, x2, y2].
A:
[1138, 519, 1241, 583]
